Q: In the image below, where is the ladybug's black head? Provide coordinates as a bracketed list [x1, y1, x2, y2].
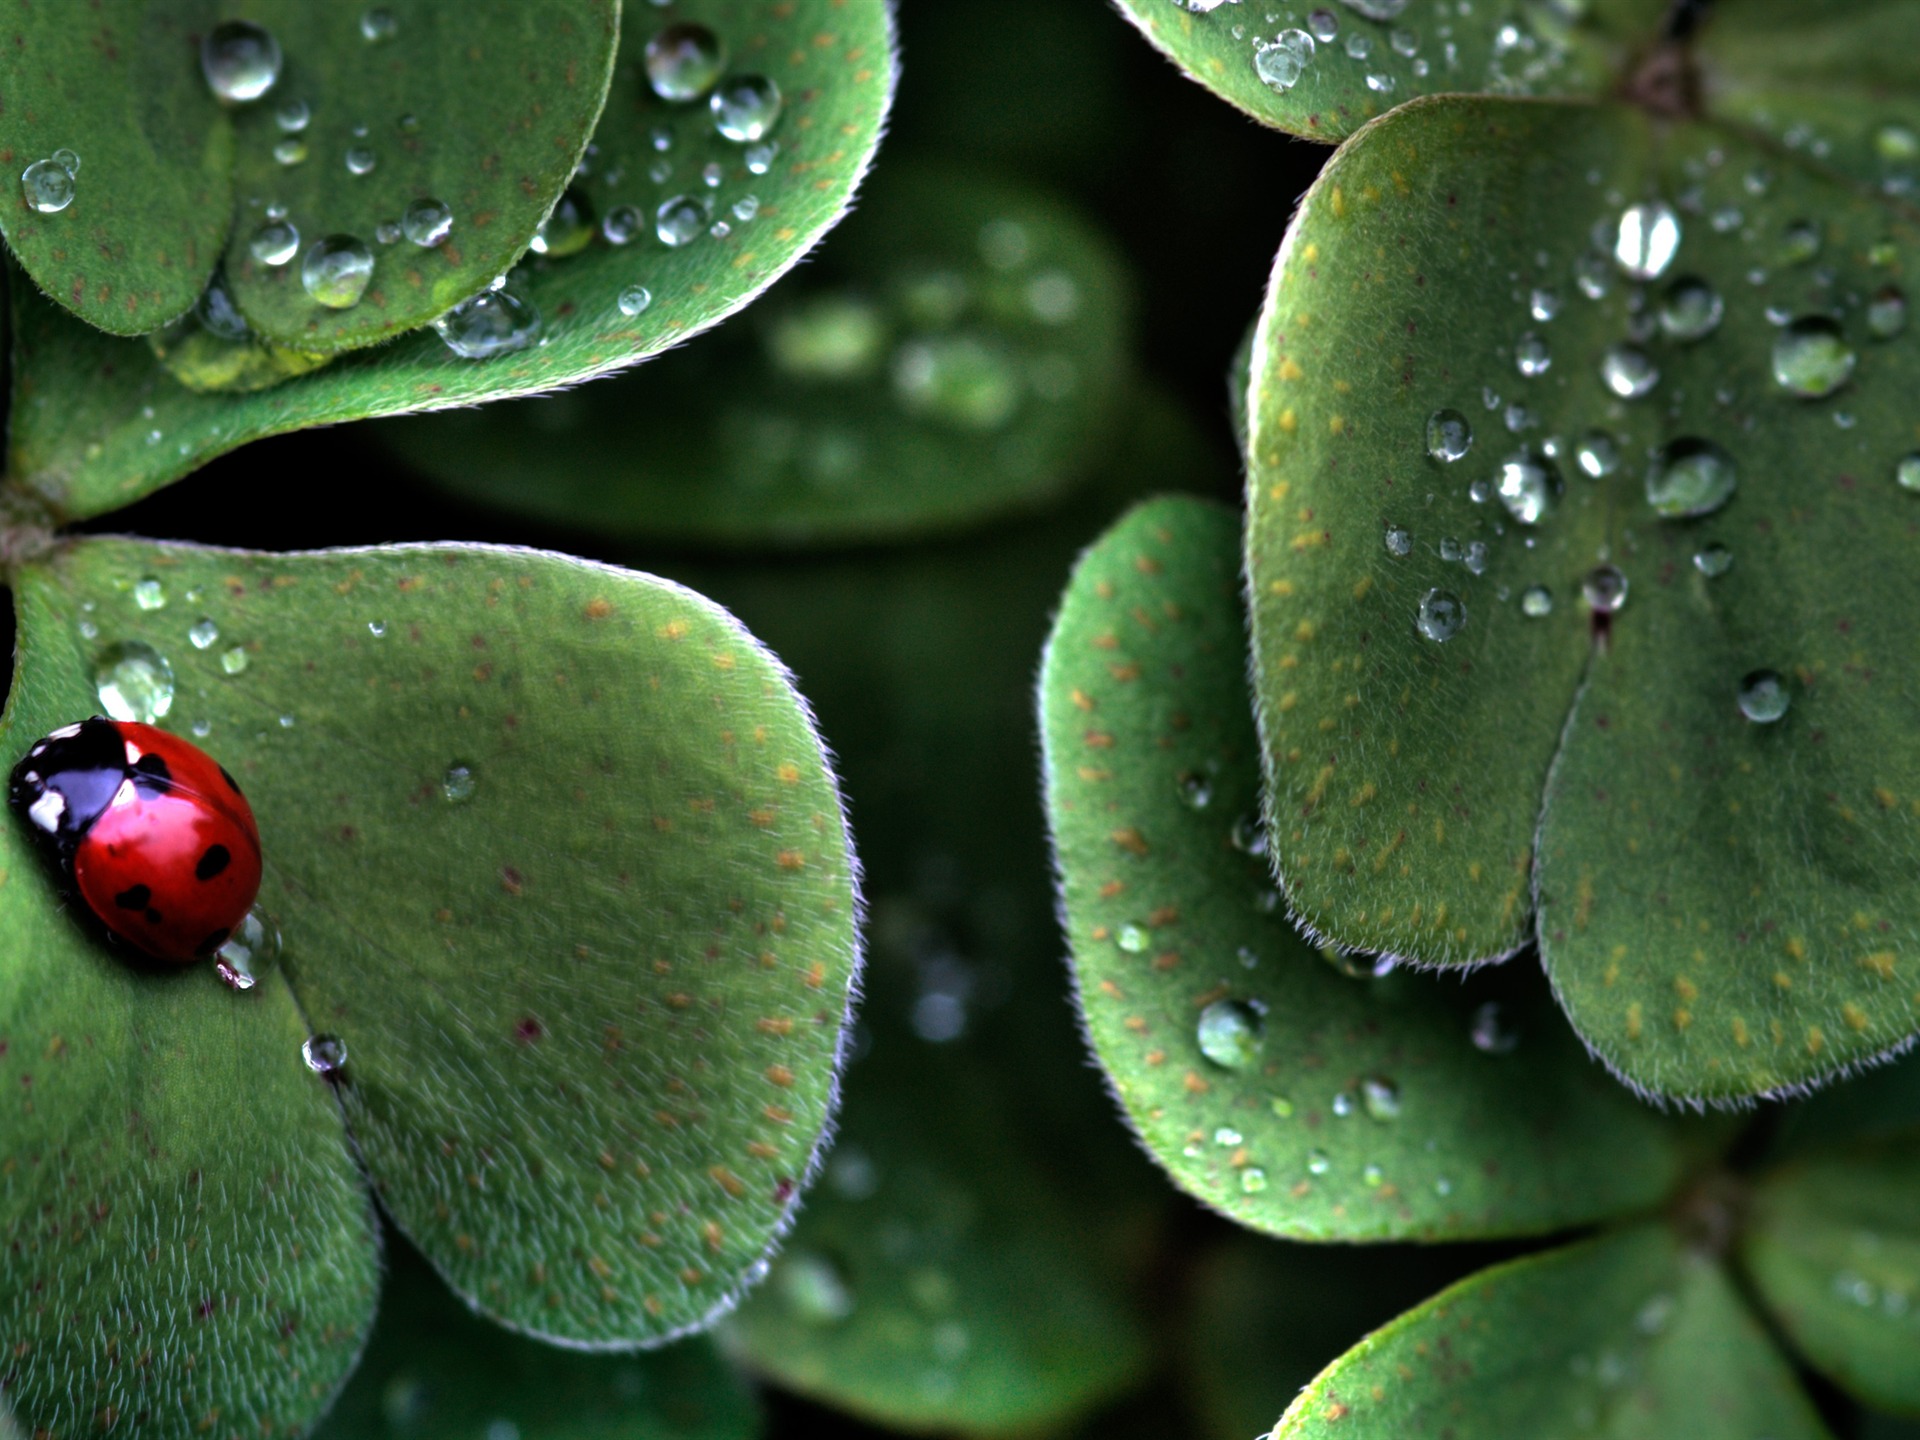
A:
[9, 717, 133, 858]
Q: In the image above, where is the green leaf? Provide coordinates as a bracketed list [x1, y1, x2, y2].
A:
[5, 0, 895, 523]
[1246, 95, 1920, 1101]
[1042, 494, 1708, 1241]
[1103, 0, 1658, 144]
[4, 534, 859, 1362]
[315, 1233, 760, 1440]
[1741, 1133, 1920, 1416]
[1773, 1048, 1920, 1157]
[372, 161, 1133, 547]
[1275, 1225, 1833, 1440]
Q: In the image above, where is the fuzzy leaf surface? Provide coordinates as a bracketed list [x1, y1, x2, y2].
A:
[1043, 495, 1703, 1241]
[1275, 1226, 1832, 1440]
[5, 535, 859, 1352]
[4, 0, 894, 523]
[1248, 96, 1920, 1101]
[1741, 1133, 1920, 1416]
[374, 163, 1132, 547]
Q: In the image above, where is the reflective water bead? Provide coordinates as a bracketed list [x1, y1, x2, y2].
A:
[1239, 1168, 1269, 1195]
[1582, 565, 1628, 614]
[345, 145, 377, 176]
[189, 617, 220, 649]
[601, 205, 643, 246]
[50, 148, 80, 177]
[276, 98, 311, 132]
[1614, 201, 1680, 281]
[131, 577, 167, 611]
[1425, 408, 1472, 462]
[303, 1033, 348, 1077]
[359, 7, 398, 41]
[1115, 923, 1149, 953]
[94, 642, 175, 723]
[1514, 332, 1551, 377]
[1520, 585, 1553, 618]
[892, 336, 1020, 430]
[442, 763, 477, 803]
[710, 75, 783, 143]
[1345, 32, 1371, 58]
[1659, 276, 1723, 342]
[617, 284, 653, 318]
[21, 158, 75, 213]
[273, 137, 308, 166]
[779, 1252, 855, 1324]
[1772, 317, 1856, 399]
[1360, 1076, 1401, 1121]
[1530, 288, 1561, 322]
[1495, 449, 1559, 525]
[214, 908, 282, 992]
[644, 23, 727, 102]
[1177, 771, 1213, 809]
[1737, 670, 1790, 724]
[1876, 123, 1920, 163]
[745, 140, 779, 175]
[1778, 219, 1821, 265]
[1307, 1149, 1331, 1176]
[1575, 430, 1619, 478]
[433, 289, 542, 359]
[1693, 543, 1734, 577]
[1574, 252, 1611, 300]
[656, 194, 709, 247]
[301, 235, 375, 309]
[1384, 524, 1413, 557]
[1600, 344, 1659, 399]
[1415, 589, 1466, 642]
[1230, 813, 1269, 855]
[1253, 29, 1315, 93]
[1645, 438, 1737, 519]
[1338, 0, 1408, 17]
[220, 646, 250, 676]
[249, 219, 299, 266]
[401, 197, 454, 248]
[1470, 1001, 1519, 1054]
[1196, 1000, 1265, 1069]
[202, 20, 283, 104]
[1868, 286, 1909, 340]
[1363, 1164, 1385, 1187]
[1212, 1126, 1243, 1147]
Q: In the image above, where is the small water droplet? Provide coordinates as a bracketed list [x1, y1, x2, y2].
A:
[1360, 1076, 1400, 1121]
[1575, 430, 1619, 478]
[1424, 409, 1472, 463]
[220, 645, 250, 676]
[1574, 252, 1611, 301]
[1253, 29, 1316, 92]
[1645, 438, 1737, 519]
[202, 20, 283, 104]
[655, 194, 710, 247]
[94, 642, 175, 722]
[1230, 813, 1269, 855]
[1213, 1125, 1243, 1147]
[1614, 201, 1680, 281]
[1514, 332, 1551, 377]
[1659, 276, 1723, 342]
[1693, 543, 1733, 577]
[400, 197, 453, 248]
[1772, 316, 1856, 398]
[1737, 669, 1790, 724]
[21, 158, 75, 213]
[1599, 344, 1660, 399]
[1177, 771, 1213, 809]
[1239, 1166, 1269, 1194]
[442, 763, 477, 803]
[1520, 586, 1553, 618]
[1495, 449, 1559, 525]
[1306, 1148, 1331, 1176]
[303, 1033, 348, 1077]
[272, 136, 308, 167]
[1582, 566, 1627, 615]
[50, 148, 80, 177]
[710, 74, 783, 143]
[1530, 288, 1560, 322]
[433, 288, 542, 359]
[1362, 1163, 1385, 1187]
[368, 619, 388, 638]
[644, 23, 726, 102]
[601, 204, 643, 246]
[1778, 219, 1821, 265]
[779, 1251, 854, 1324]
[188, 617, 220, 650]
[617, 284, 653, 318]
[745, 140, 779, 175]
[1416, 589, 1466, 642]
[359, 7, 397, 42]
[250, 219, 300, 266]
[214, 907, 282, 992]
[301, 235, 375, 309]
[1116, 923, 1149, 953]
[1384, 524, 1413, 557]
[275, 98, 310, 133]
[131, 577, 167, 611]
[529, 188, 593, 258]
[1197, 999, 1266, 1069]
[1868, 286, 1909, 340]
[344, 145, 377, 176]
[1470, 1000, 1519, 1054]
[892, 336, 1020, 430]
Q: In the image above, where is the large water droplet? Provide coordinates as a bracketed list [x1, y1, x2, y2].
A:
[1495, 449, 1559, 525]
[433, 288, 542, 359]
[1659, 277, 1723, 342]
[1614, 201, 1680, 281]
[1645, 438, 1737, 519]
[1514, 333, 1551, 377]
[20, 158, 75, 214]
[301, 236, 375, 309]
[202, 21, 283, 104]
[214, 907, 282, 992]
[188, 617, 220, 650]
[644, 23, 726, 102]
[250, 219, 300, 266]
[1253, 29, 1316, 92]
[618, 285, 653, 318]
[892, 336, 1020, 430]
[655, 194, 710, 247]
[1360, 1075, 1401, 1121]
[1772, 317, 1856, 398]
[1415, 589, 1466, 642]
[303, 1033, 348, 1077]
[1197, 999, 1266, 1069]
[132, 577, 167, 611]
[1600, 344, 1659, 399]
[1582, 566, 1627, 614]
[1470, 1000, 1519, 1054]
[94, 642, 175, 722]
[1693, 543, 1733, 577]
[1737, 669, 1790, 724]
[402, 197, 454, 248]
[711, 75, 782, 143]
[1425, 408, 1472, 463]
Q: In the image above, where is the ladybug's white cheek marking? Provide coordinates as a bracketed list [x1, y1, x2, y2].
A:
[27, 791, 65, 832]
[123, 740, 143, 765]
[47, 723, 81, 741]
[107, 778, 140, 810]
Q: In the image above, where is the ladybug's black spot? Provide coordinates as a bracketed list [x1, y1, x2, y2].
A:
[195, 845, 231, 881]
[113, 884, 153, 912]
[195, 928, 230, 957]
[219, 766, 244, 798]
[146, 908, 164, 925]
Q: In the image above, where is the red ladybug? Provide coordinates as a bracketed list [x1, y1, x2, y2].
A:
[9, 718, 262, 964]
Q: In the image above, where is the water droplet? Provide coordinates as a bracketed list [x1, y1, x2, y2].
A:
[202, 20, 283, 104]
[1439, 537, 1463, 563]
[892, 336, 1020, 430]
[1520, 586, 1553, 618]
[1530, 288, 1560, 322]
[1434, 1176, 1454, 1197]
[1772, 317, 1856, 398]
[1575, 430, 1619, 478]
[1197, 999, 1266, 1069]
[433, 288, 542, 359]
[1514, 332, 1551, 377]
[1645, 438, 1737, 519]
[1574, 252, 1611, 301]
[779, 1251, 854, 1324]
[1868, 286, 1908, 340]
[272, 136, 308, 166]
[1659, 277, 1723, 342]
[1213, 1125, 1243, 1147]
[522, 189, 594, 259]
[1495, 449, 1559, 525]
[1177, 771, 1213, 809]
[188, 617, 220, 650]
[745, 139, 779, 175]
[1582, 566, 1628, 615]
[94, 642, 175, 722]
[1116, 923, 1150, 953]
[1306, 1149, 1331, 1176]
[1635, 1293, 1675, 1336]
[1360, 1076, 1400, 1121]
[276, 98, 310, 132]
[1600, 344, 1660, 399]
[1239, 1167, 1269, 1194]
[617, 284, 653, 318]
[1384, 524, 1413, 557]
[710, 74, 783, 143]
[1693, 543, 1733, 577]
[249, 219, 300, 266]
[50, 148, 80, 177]
[220, 645, 250, 676]
[655, 194, 710, 247]
[1253, 29, 1315, 92]
[644, 23, 726, 102]
[214, 907, 282, 992]
[1415, 589, 1466, 642]
[1425, 408, 1472, 463]
[131, 577, 167, 611]
[601, 204, 643, 246]
[359, 7, 397, 41]
[442, 763, 477, 803]
[1470, 1000, 1519, 1054]
[301, 235, 375, 309]
[345, 145, 377, 176]
[392, 197, 453, 250]
[1362, 1163, 1385, 1187]
[21, 158, 75, 213]
[1737, 669, 1790, 724]
[303, 1033, 348, 1077]
[1614, 201, 1680, 281]
[1778, 219, 1821, 265]
[1230, 812, 1269, 855]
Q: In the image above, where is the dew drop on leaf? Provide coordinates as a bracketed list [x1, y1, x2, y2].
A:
[779, 1252, 855, 1324]
[1116, 923, 1149, 953]
[1425, 408, 1472, 463]
[359, 7, 398, 42]
[1177, 771, 1213, 809]
[276, 98, 310, 132]
[94, 642, 175, 722]
[1582, 565, 1627, 615]
[1772, 317, 1856, 398]
[1514, 332, 1551, 377]
[273, 136, 309, 167]
[345, 145, 377, 176]
[249, 219, 300, 266]
[1384, 524, 1413, 557]
[1613, 201, 1679, 282]
[1415, 588, 1466, 642]
[1658, 277, 1724, 342]
[303, 1033, 348, 1077]
[1896, 455, 1920, 492]
[1197, 999, 1266, 1069]
[644, 23, 727, 102]
[1252, 29, 1316, 93]
[401, 197, 453, 248]
[892, 336, 1021, 430]
[434, 289, 543, 359]
[1239, 1167, 1269, 1194]
[1307, 1149, 1331, 1175]
[219, 645, 250, 676]
[601, 204, 643, 246]
[617, 284, 653, 318]
[131, 577, 167, 611]
[1645, 438, 1737, 519]
[301, 235, 376, 309]
[214, 907, 282, 992]
[1529, 287, 1561, 323]
[1868, 286, 1909, 340]
[1520, 585, 1553, 618]
[1230, 813, 1269, 855]
[441, 763, 477, 803]
[201, 21, 281, 105]
[1470, 1000, 1519, 1054]
[1360, 1076, 1401, 1120]
[188, 617, 220, 650]
[656, 194, 710, 247]
[1737, 669, 1790, 724]
[50, 148, 80, 177]
[710, 75, 783, 143]
[20, 158, 75, 214]
[1575, 429, 1619, 478]
[1599, 344, 1659, 400]
[1495, 449, 1559, 525]
[1778, 219, 1822, 266]
[1693, 543, 1733, 577]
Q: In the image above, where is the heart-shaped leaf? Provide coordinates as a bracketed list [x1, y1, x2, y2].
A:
[0, 533, 859, 1431]
[1246, 95, 1920, 1102]
[1042, 494, 1711, 1241]
[315, 1232, 760, 1440]
[4, 0, 895, 524]
[1741, 1133, 1920, 1416]
[1104, 0, 1660, 143]
[0, 0, 616, 344]
[1274, 1225, 1833, 1439]
[372, 161, 1133, 547]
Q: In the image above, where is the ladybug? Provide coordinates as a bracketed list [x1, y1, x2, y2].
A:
[8, 718, 262, 965]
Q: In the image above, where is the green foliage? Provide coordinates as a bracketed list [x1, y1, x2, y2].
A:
[373, 163, 1133, 546]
